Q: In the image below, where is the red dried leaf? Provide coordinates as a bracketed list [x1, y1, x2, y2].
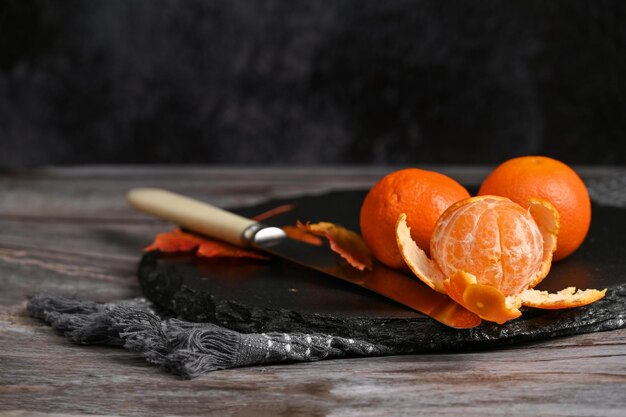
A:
[253, 204, 296, 222]
[145, 228, 204, 253]
[145, 228, 268, 260]
[298, 222, 373, 271]
[196, 240, 269, 260]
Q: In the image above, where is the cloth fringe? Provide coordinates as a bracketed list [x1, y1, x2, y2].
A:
[27, 292, 388, 378]
[28, 293, 243, 378]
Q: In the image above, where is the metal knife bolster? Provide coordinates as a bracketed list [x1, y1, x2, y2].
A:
[241, 223, 287, 248]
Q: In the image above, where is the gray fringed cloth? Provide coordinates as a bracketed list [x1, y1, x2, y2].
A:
[27, 286, 626, 379]
[27, 293, 392, 378]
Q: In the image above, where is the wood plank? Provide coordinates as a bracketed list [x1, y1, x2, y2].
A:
[1, 165, 622, 218]
[1, 166, 624, 416]
[1, 307, 625, 417]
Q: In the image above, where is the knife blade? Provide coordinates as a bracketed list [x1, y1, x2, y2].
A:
[128, 188, 481, 329]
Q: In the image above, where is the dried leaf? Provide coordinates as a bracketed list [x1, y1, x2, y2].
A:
[282, 225, 323, 246]
[298, 221, 373, 271]
[145, 229, 204, 253]
[145, 228, 268, 260]
[196, 239, 269, 260]
[252, 204, 296, 222]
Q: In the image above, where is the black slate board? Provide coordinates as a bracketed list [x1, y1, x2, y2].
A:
[139, 190, 626, 342]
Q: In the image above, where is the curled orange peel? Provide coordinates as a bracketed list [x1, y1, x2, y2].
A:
[527, 198, 560, 288]
[445, 270, 522, 324]
[396, 213, 446, 292]
[518, 287, 607, 309]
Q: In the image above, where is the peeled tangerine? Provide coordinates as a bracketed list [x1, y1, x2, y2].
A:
[396, 196, 606, 324]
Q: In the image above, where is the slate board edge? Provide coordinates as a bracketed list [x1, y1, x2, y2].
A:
[139, 251, 626, 352]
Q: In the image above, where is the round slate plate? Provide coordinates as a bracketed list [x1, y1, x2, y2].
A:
[139, 189, 625, 324]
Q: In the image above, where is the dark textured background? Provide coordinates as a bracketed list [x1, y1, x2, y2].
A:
[1, 0, 626, 168]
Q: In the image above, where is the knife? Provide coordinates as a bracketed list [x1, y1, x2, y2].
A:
[128, 188, 481, 329]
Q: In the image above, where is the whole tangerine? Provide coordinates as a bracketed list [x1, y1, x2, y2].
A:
[478, 156, 591, 261]
[360, 168, 470, 269]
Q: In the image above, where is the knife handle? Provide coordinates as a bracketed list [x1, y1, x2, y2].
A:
[127, 188, 257, 247]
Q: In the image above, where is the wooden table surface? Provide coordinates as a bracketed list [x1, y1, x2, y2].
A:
[1, 166, 625, 417]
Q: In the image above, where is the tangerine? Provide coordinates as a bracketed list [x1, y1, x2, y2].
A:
[360, 168, 470, 269]
[396, 195, 605, 325]
[478, 156, 591, 261]
[431, 196, 548, 297]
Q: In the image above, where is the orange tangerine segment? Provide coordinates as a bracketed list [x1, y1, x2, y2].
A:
[519, 287, 607, 309]
[396, 213, 446, 293]
[445, 270, 522, 324]
[431, 196, 547, 296]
